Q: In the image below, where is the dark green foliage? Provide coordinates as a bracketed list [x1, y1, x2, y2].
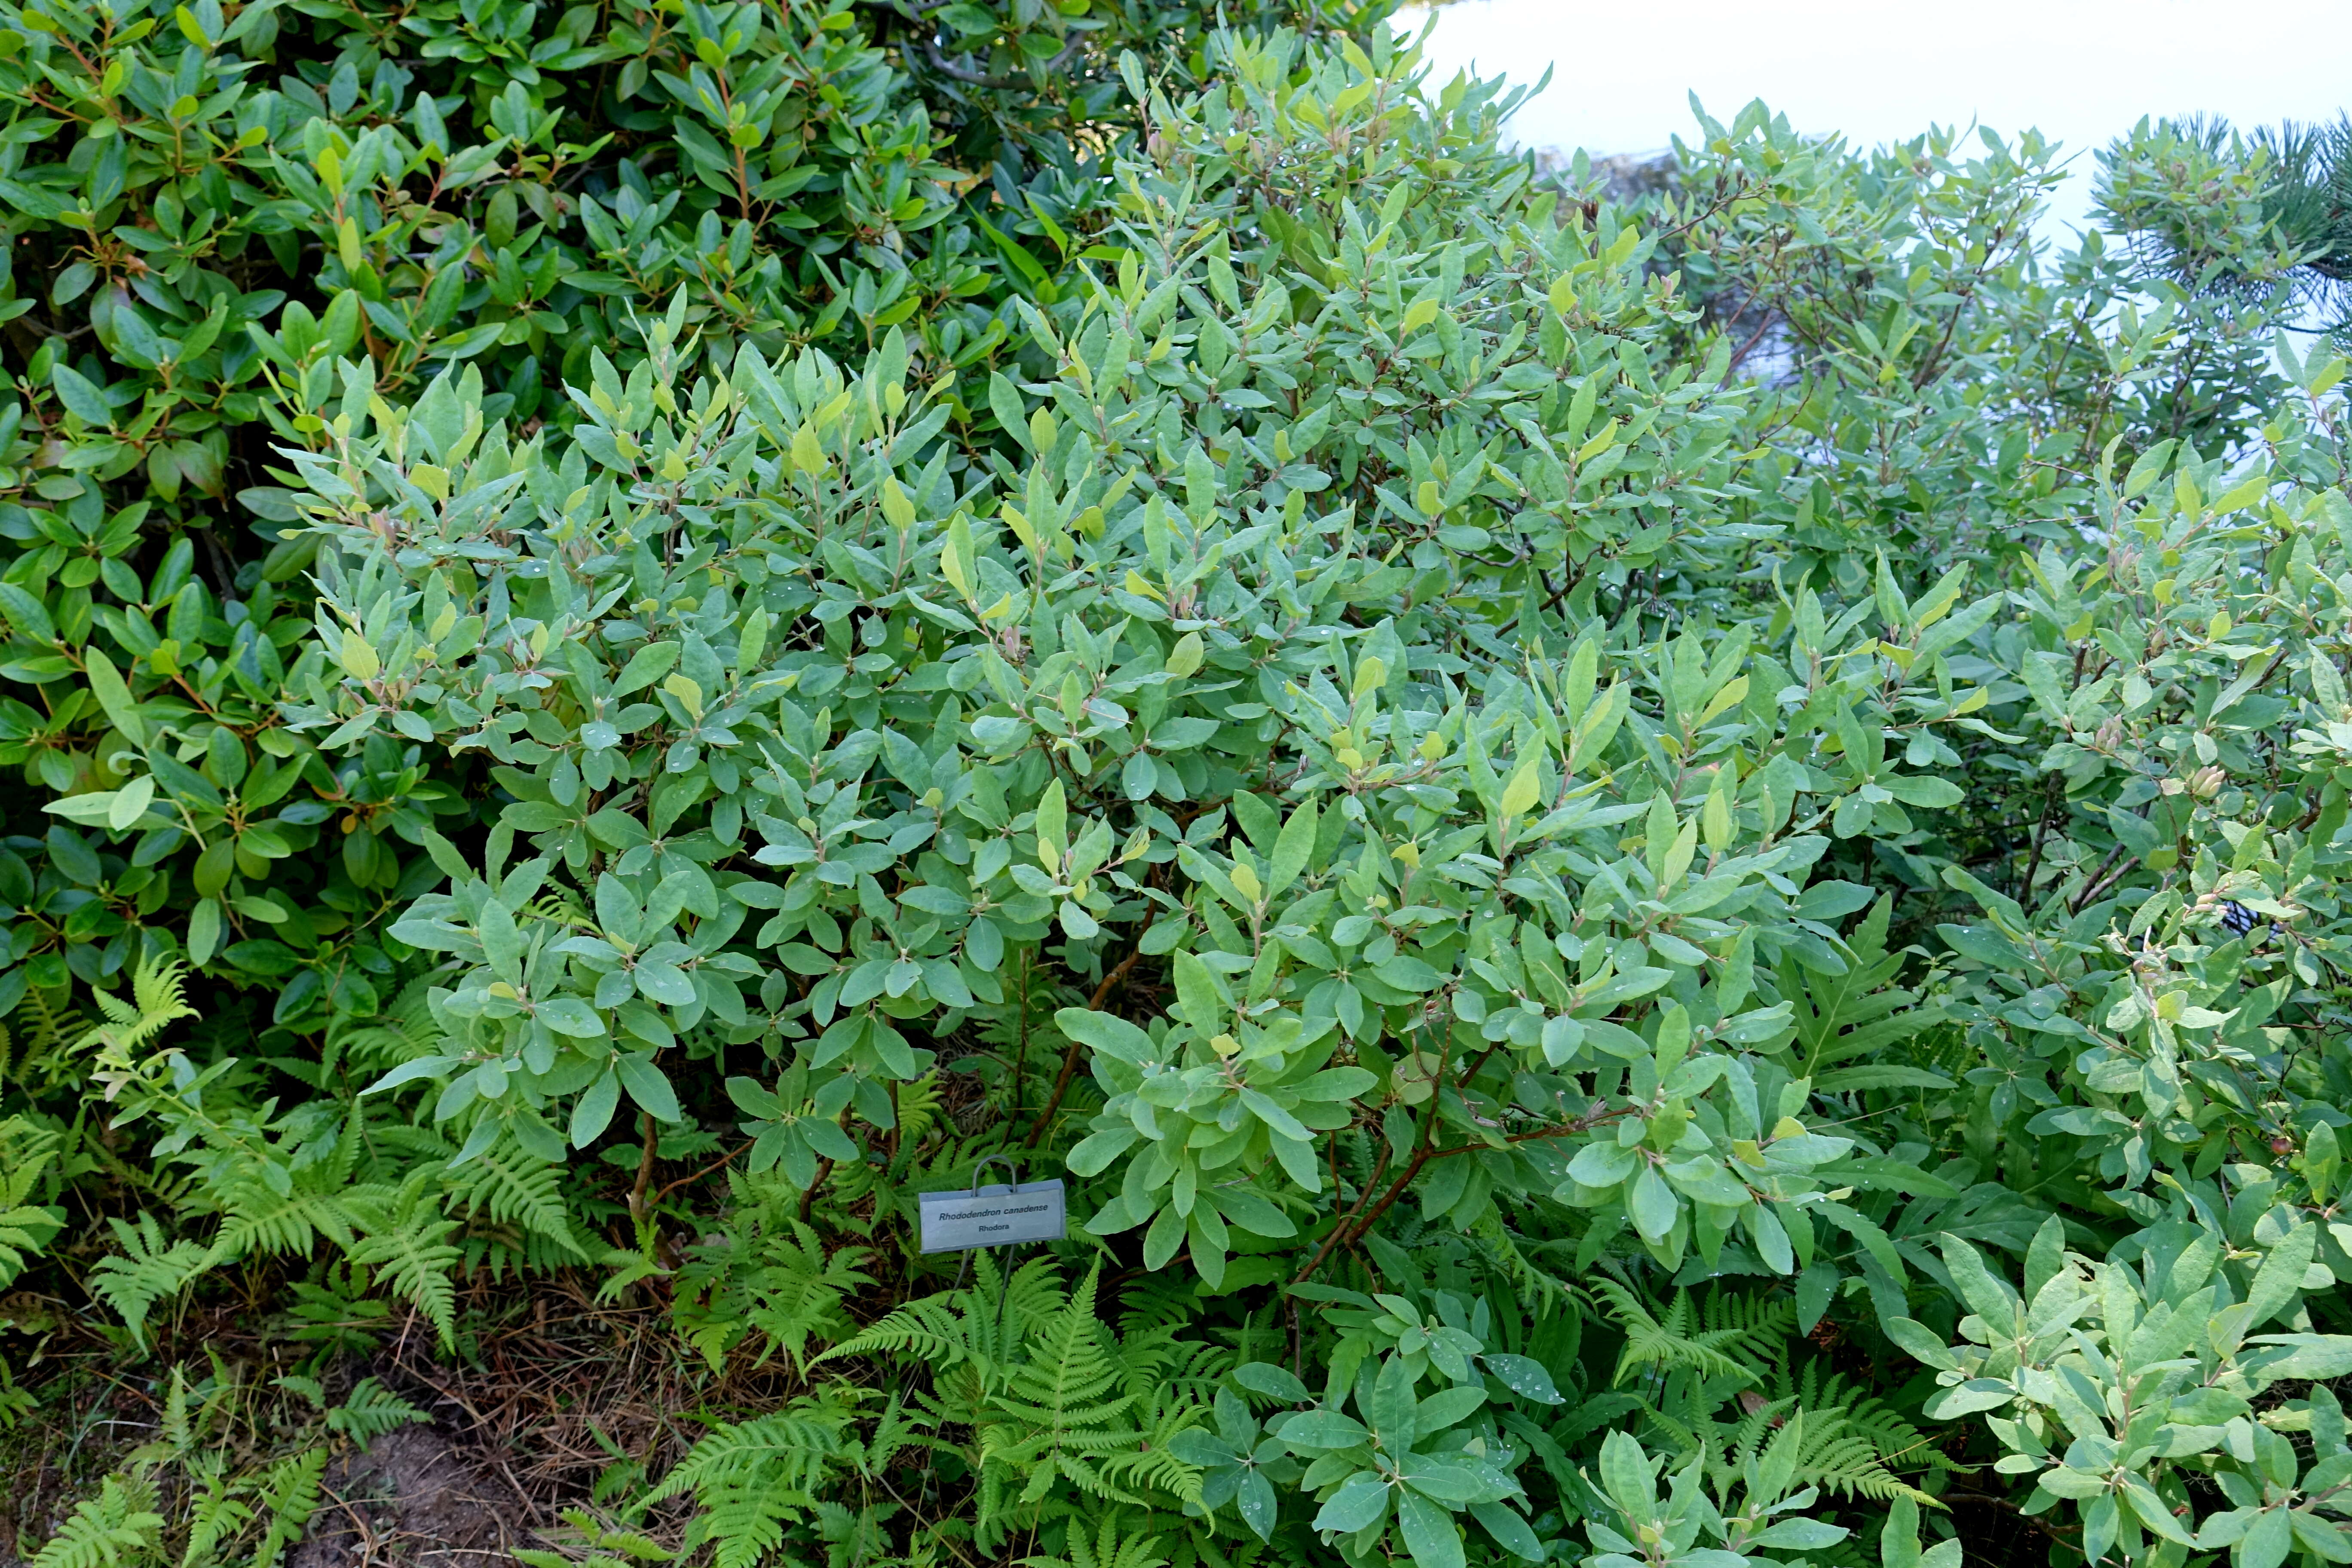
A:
[0, 0, 1376, 1016]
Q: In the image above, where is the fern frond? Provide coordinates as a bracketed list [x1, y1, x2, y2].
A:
[1592, 1279, 1789, 1387]
[1102, 1399, 1208, 1509]
[131, 957, 194, 1032]
[979, 1420, 1151, 1522]
[1121, 1331, 1228, 1408]
[318, 1104, 367, 1190]
[1115, 1273, 1203, 1340]
[974, 1261, 1189, 1544]
[0, 1196, 61, 1292]
[156, 1364, 196, 1459]
[326, 1377, 429, 1448]
[1691, 1287, 1798, 1359]
[462, 1226, 605, 1284]
[861, 1392, 931, 1478]
[1761, 1360, 1966, 1491]
[89, 1213, 209, 1348]
[205, 1181, 371, 1263]
[0, 1354, 39, 1431]
[28, 1474, 164, 1568]
[995, 1249, 1073, 1341]
[331, 980, 451, 1085]
[1466, 1214, 1580, 1308]
[996, 1261, 1130, 1426]
[0, 1116, 63, 1290]
[346, 1173, 462, 1350]
[822, 1291, 981, 1369]
[180, 1463, 252, 1568]
[1792, 1425, 1941, 1505]
[820, 1251, 1056, 1381]
[1029, 1515, 1170, 1568]
[695, 1495, 788, 1568]
[0, 1115, 60, 1207]
[747, 1222, 873, 1370]
[517, 1507, 676, 1568]
[653, 1408, 853, 1504]
[73, 954, 198, 1058]
[12, 988, 86, 1057]
[248, 1446, 329, 1568]
[525, 891, 601, 931]
[446, 1145, 591, 1265]
[1844, 1396, 1966, 1476]
[652, 1393, 862, 1568]
[373, 1124, 459, 1162]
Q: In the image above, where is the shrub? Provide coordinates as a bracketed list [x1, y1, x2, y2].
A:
[9, 15, 2352, 1568]
[0, 0, 1373, 1008]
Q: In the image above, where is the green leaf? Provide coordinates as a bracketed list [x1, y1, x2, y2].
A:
[2122, 439, 2176, 498]
[1936, 1232, 2016, 1322]
[2240, 1505, 2294, 1568]
[1367, 1355, 1418, 1448]
[1626, 1167, 1676, 1240]
[1812, 1065, 1954, 1093]
[1469, 1501, 1544, 1562]
[107, 774, 154, 831]
[1173, 952, 1223, 1033]
[573, 1072, 622, 1146]
[0, 584, 55, 643]
[1035, 778, 1067, 868]
[478, 900, 525, 980]
[1234, 1362, 1311, 1403]
[1598, 1431, 1654, 1520]
[1479, 1353, 1562, 1403]
[1277, 1409, 1370, 1449]
[2242, 1223, 2317, 1332]
[1923, 1379, 2017, 1418]
[2123, 1476, 2196, 1544]
[1415, 1384, 1485, 1431]
[613, 641, 681, 696]
[1882, 1317, 1960, 1370]
[1054, 1006, 1155, 1065]
[1499, 757, 1540, 819]
[615, 1054, 681, 1122]
[989, 371, 1030, 446]
[362, 1056, 463, 1095]
[1394, 1488, 1465, 1568]
[84, 651, 145, 745]
[2249, 1335, 2352, 1380]
[50, 362, 114, 426]
[1880, 773, 1961, 808]
[187, 898, 222, 968]
[1266, 794, 1317, 900]
[539, 998, 603, 1037]
[634, 963, 696, 1006]
[1314, 1476, 1390, 1533]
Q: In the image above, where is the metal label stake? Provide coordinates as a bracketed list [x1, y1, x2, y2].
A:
[920, 1156, 1069, 1346]
[917, 1155, 1066, 1254]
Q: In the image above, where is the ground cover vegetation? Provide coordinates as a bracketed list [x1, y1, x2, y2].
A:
[0, 0, 2350, 1562]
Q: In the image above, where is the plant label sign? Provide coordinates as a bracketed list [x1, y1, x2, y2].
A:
[918, 1180, 1067, 1254]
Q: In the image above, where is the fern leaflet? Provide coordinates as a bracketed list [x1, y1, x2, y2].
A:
[1590, 1278, 1795, 1387]
[28, 1475, 164, 1568]
[651, 1390, 862, 1568]
[89, 1213, 209, 1347]
[345, 1171, 462, 1349]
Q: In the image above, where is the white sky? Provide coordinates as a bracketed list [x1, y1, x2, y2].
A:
[1411, 0, 2352, 240]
